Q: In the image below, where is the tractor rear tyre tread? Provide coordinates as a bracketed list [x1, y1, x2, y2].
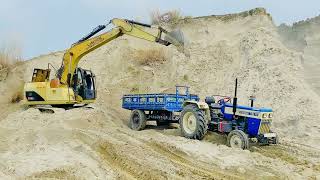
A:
[129, 110, 147, 131]
[180, 104, 208, 140]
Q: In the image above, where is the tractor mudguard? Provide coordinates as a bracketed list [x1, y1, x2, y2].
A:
[183, 100, 209, 109]
[183, 101, 210, 124]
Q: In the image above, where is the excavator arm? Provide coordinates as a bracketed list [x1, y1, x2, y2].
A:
[58, 18, 184, 85]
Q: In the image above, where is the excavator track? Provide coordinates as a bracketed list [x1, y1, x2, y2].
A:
[28, 104, 93, 113]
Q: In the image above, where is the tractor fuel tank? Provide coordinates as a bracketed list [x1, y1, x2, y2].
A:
[218, 121, 232, 133]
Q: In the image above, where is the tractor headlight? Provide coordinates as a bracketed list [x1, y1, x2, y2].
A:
[268, 113, 273, 118]
[262, 113, 267, 118]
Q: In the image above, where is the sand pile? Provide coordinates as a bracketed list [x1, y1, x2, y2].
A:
[0, 8, 320, 179]
[278, 15, 320, 96]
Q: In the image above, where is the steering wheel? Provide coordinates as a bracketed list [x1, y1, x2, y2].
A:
[224, 97, 231, 103]
[218, 97, 231, 104]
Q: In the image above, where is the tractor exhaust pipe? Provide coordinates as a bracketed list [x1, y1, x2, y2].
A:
[249, 96, 255, 107]
[233, 78, 238, 117]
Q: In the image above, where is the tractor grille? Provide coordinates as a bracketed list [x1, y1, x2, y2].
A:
[259, 119, 272, 134]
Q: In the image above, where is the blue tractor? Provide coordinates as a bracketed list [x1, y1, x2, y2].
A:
[122, 80, 278, 149]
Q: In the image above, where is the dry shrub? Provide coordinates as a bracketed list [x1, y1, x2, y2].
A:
[0, 53, 11, 80]
[0, 54, 10, 70]
[11, 91, 24, 103]
[6, 74, 25, 104]
[0, 44, 24, 103]
[150, 9, 184, 26]
[6, 78, 25, 104]
[130, 85, 139, 93]
[0, 46, 22, 81]
[133, 48, 168, 66]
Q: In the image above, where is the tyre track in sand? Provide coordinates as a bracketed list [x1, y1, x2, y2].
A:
[146, 141, 243, 180]
[114, 128, 245, 179]
[251, 142, 320, 175]
[96, 141, 168, 180]
[26, 167, 78, 180]
[74, 126, 242, 179]
[73, 129, 170, 180]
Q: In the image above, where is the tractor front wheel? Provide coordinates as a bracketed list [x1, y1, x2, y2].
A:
[180, 104, 208, 140]
[272, 134, 279, 144]
[227, 130, 249, 150]
[129, 110, 146, 131]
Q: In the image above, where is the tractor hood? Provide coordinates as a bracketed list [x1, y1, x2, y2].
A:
[224, 103, 272, 112]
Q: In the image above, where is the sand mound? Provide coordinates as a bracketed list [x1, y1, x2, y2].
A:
[278, 15, 320, 96]
[0, 8, 320, 179]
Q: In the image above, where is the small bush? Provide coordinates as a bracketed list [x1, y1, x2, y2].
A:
[7, 78, 25, 104]
[183, 74, 189, 81]
[0, 53, 11, 77]
[133, 48, 168, 66]
[0, 46, 21, 68]
[11, 91, 23, 103]
[150, 9, 184, 26]
[0, 46, 21, 81]
[0, 45, 24, 103]
[130, 85, 139, 93]
[0, 56, 9, 71]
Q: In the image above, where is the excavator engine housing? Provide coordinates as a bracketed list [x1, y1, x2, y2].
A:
[24, 67, 96, 106]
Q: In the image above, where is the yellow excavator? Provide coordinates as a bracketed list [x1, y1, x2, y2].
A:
[24, 18, 184, 107]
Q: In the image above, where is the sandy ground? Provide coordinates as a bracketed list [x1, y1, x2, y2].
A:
[0, 8, 320, 179]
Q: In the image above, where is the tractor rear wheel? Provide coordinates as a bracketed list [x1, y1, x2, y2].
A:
[129, 110, 146, 131]
[227, 130, 249, 149]
[180, 104, 208, 140]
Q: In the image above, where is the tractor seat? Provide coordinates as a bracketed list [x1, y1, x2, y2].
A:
[205, 96, 215, 104]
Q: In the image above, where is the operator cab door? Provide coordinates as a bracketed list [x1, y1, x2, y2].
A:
[73, 68, 96, 100]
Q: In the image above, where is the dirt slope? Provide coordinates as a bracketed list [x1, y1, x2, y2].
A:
[278, 15, 320, 95]
[0, 8, 320, 179]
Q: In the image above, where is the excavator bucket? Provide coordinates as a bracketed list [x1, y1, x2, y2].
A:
[164, 29, 185, 52]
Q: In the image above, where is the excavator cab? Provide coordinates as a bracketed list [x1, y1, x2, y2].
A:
[72, 68, 96, 101]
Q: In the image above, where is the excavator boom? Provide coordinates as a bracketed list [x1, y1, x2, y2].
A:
[24, 18, 185, 106]
[58, 18, 183, 85]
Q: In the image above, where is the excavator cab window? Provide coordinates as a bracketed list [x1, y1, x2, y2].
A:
[83, 70, 96, 100]
[72, 68, 96, 100]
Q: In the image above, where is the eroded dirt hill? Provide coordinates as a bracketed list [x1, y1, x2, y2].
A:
[278, 15, 320, 95]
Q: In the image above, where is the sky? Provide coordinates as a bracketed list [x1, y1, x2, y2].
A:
[0, 0, 319, 59]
